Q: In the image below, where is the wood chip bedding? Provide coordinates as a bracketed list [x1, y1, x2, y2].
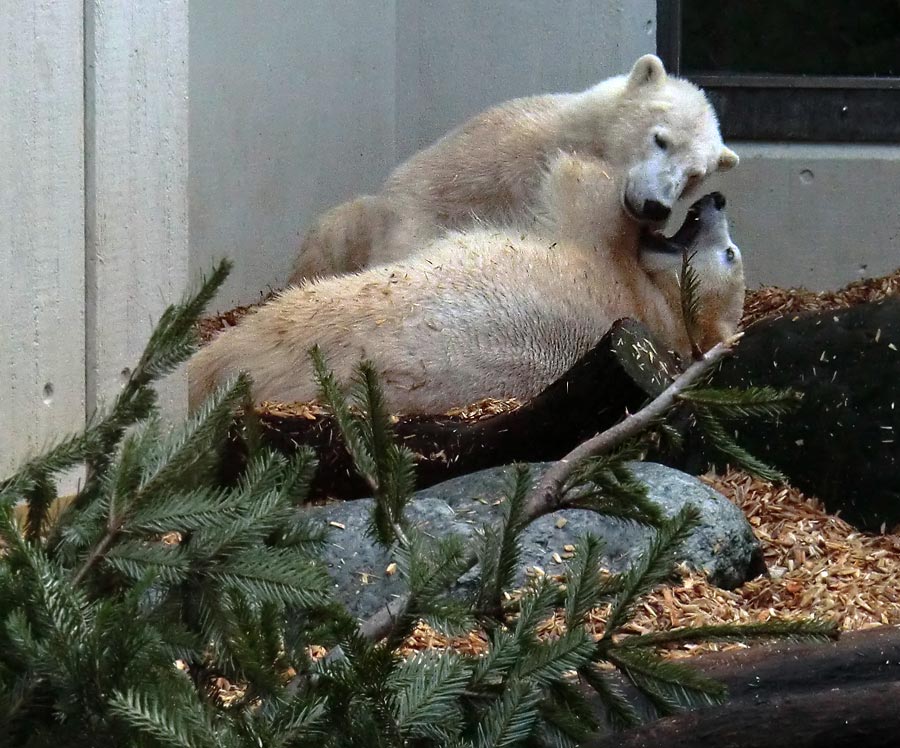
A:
[402, 469, 900, 657]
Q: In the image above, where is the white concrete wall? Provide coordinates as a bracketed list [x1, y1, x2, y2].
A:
[189, 0, 399, 310]
[85, 0, 190, 419]
[1, 1, 86, 472]
[2, 1, 189, 477]
[394, 0, 656, 158]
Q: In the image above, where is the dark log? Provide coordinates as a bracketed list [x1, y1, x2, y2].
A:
[585, 626, 900, 748]
[222, 319, 682, 498]
[677, 297, 900, 530]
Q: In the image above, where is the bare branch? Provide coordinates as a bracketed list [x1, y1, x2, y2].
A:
[524, 335, 740, 519]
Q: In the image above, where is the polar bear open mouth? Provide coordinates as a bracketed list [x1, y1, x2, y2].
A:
[639, 192, 726, 256]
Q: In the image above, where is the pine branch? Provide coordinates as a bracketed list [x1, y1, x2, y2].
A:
[389, 651, 470, 740]
[562, 449, 664, 527]
[600, 505, 700, 641]
[606, 646, 727, 714]
[476, 464, 532, 621]
[470, 630, 522, 688]
[23, 470, 56, 543]
[310, 347, 377, 489]
[353, 337, 739, 645]
[475, 680, 542, 748]
[679, 249, 704, 361]
[694, 407, 788, 482]
[510, 628, 596, 686]
[578, 663, 641, 731]
[618, 619, 839, 648]
[540, 680, 600, 744]
[108, 686, 218, 748]
[208, 547, 332, 609]
[563, 534, 606, 628]
[678, 385, 802, 421]
[525, 336, 739, 522]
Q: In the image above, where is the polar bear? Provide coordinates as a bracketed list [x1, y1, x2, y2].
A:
[191, 154, 744, 413]
[289, 54, 738, 285]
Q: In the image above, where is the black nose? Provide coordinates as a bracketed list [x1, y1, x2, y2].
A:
[710, 191, 726, 210]
[642, 199, 671, 221]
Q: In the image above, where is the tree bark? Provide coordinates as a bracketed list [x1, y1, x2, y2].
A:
[585, 627, 900, 748]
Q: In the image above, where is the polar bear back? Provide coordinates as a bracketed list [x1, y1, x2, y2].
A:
[190, 226, 681, 413]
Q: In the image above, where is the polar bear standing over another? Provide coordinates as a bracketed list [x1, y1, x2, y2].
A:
[289, 54, 738, 284]
[193, 155, 744, 413]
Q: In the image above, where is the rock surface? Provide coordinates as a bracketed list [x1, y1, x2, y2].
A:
[306, 462, 763, 619]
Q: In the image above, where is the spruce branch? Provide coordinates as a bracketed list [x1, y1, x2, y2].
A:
[694, 407, 788, 483]
[618, 619, 839, 648]
[606, 646, 727, 714]
[599, 505, 700, 641]
[678, 385, 802, 421]
[679, 249, 704, 361]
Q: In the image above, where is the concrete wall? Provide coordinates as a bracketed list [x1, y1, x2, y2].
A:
[1, 1, 189, 477]
[394, 0, 656, 159]
[189, 0, 656, 308]
[698, 143, 900, 290]
[1, 2, 85, 473]
[189, 0, 399, 310]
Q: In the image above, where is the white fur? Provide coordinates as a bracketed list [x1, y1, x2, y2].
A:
[192, 155, 744, 413]
[289, 54, 738, 284]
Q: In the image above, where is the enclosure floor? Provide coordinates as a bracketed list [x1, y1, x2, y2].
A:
[196, 269, 900, 656]
[402, 468, 900, 658]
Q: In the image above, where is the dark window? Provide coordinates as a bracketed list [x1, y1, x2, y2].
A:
[657, 0, 900, 142]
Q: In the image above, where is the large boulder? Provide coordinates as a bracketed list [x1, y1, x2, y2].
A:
[306, 462, 764, 619]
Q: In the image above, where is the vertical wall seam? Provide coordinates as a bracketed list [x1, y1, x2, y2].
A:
[82, 0, 97, 424]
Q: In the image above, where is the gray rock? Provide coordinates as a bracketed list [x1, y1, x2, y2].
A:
[306, 462, 763, 619]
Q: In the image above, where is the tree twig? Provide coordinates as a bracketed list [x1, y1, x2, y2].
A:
[524, 335, 740, 519]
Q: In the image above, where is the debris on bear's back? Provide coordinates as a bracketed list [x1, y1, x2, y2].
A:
[195, 268, 900, 347]
[197, 290, 276, 344]
[742, 266, 900, 327]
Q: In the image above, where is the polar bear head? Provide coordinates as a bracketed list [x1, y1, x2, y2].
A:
[640, 191, 745, 352]
[573, 55, 738, 228]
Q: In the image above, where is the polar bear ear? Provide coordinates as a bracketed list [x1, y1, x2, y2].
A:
[626, 55, 667, 89]
[718, 146, 740, 171]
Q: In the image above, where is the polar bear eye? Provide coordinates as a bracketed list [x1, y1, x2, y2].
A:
[654, 133, 669, 151]
[725, 247, 736, 262]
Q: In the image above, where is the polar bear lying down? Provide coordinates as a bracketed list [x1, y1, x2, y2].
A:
[289, 54, 738, 285]
[190, 154, 744, 414]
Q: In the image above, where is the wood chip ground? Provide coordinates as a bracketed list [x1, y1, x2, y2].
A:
[402, 468, 900, 657]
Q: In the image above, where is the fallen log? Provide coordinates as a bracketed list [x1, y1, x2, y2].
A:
[222, 319, 681, 497]
[684, 297, 900, 530]
[586, 626, 900, 748]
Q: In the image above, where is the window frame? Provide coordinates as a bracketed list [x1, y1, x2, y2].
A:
[656, 0, 900, 143]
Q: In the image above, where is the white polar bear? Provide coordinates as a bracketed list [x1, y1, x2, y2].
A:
[289, 54, 738, 285]
[192, 154, 744, 413]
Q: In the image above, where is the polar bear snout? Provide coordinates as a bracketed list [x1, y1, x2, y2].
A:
[640, 199, 671, 222]
[693, 191, 726, 213]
